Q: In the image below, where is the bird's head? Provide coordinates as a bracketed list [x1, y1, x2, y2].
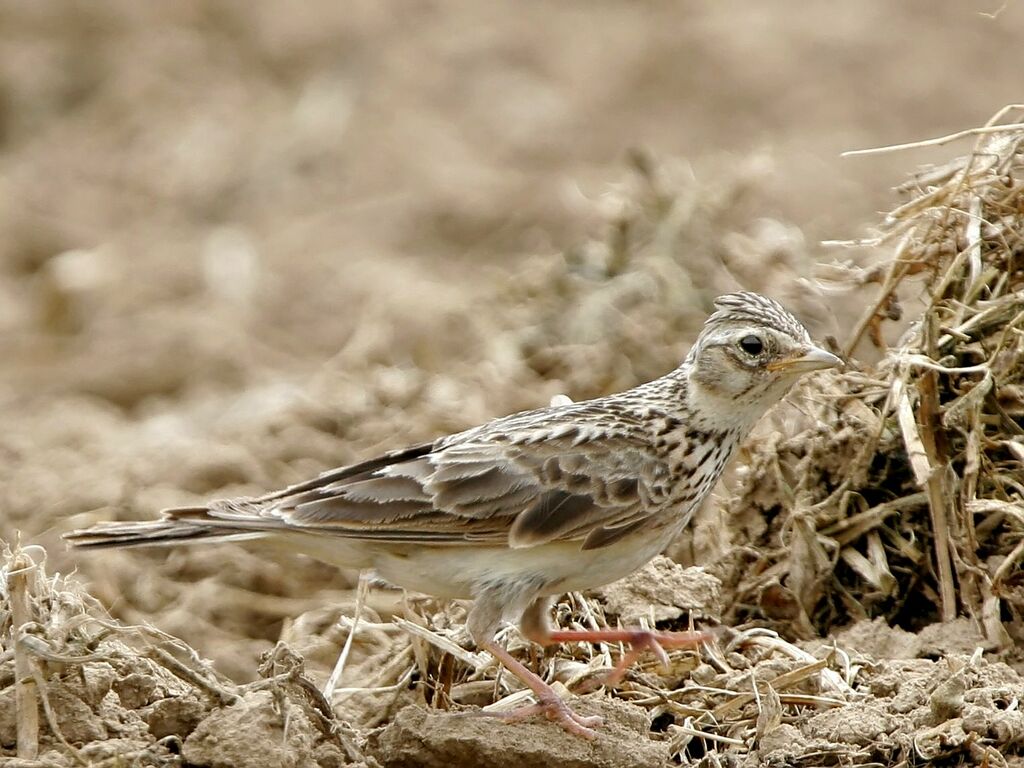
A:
[684, 292, 841, 420]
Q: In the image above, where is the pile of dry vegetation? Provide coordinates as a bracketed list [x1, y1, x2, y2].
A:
[3, 107, 1024, 767]
[722, 105, 1024, 650]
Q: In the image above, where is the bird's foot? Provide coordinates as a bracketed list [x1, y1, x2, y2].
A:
[478, 638, 603, 737]
[466, 692, 603, 738]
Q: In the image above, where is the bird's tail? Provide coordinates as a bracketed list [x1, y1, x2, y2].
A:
[64, 507, 263, 550]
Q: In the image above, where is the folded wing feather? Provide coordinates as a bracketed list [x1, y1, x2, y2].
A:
[167, 411, 669, 550]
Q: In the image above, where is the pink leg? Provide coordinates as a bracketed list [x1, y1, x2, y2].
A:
[476, 639, 603, 738]
[543, 628, 710, 688]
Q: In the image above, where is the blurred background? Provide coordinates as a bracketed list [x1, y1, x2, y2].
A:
[1, 1, 1022, 678]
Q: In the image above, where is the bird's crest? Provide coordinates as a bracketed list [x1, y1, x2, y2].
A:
[706, 292, 810, 342]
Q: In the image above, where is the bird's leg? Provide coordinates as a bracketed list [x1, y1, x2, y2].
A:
[477, 638, 603, 738]
[465, 589, 602, 737]
[521, 597, 709, 689]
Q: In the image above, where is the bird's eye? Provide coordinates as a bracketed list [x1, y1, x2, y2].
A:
[738, 335, 764, 356]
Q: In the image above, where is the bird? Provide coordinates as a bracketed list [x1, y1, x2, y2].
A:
[65, 291, 841, 737]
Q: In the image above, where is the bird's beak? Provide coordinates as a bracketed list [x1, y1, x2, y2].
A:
[767, 345, 843, 373]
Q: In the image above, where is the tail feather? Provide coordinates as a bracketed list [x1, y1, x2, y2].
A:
[63, 511, 263, 550]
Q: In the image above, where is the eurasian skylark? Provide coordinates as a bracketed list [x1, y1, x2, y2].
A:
[66, 291, 840, 736]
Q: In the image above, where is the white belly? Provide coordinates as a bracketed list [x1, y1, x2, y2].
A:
[366, 524, 681, 600]
[268, 520, 681, 600]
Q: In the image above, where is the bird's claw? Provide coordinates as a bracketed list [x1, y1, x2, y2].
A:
[463, 693, 602, 738]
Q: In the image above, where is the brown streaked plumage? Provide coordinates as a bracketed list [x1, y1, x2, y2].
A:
[66, 291, 841, 736]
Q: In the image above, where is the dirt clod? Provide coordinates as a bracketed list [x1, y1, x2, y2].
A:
[366, 698, 666, 768]
[183, 690, 319, 768]
[592, 555, 721, 625]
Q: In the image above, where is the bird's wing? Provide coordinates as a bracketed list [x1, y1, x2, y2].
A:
[169, 406, 677, 551]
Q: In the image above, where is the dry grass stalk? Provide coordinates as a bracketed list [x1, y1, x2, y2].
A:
[841, 106, 1024, 157]
[6, 548, 40, 760]
[322, 571, 369, 700]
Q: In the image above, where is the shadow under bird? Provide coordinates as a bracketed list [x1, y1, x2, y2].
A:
[66, 291, 841, 736]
